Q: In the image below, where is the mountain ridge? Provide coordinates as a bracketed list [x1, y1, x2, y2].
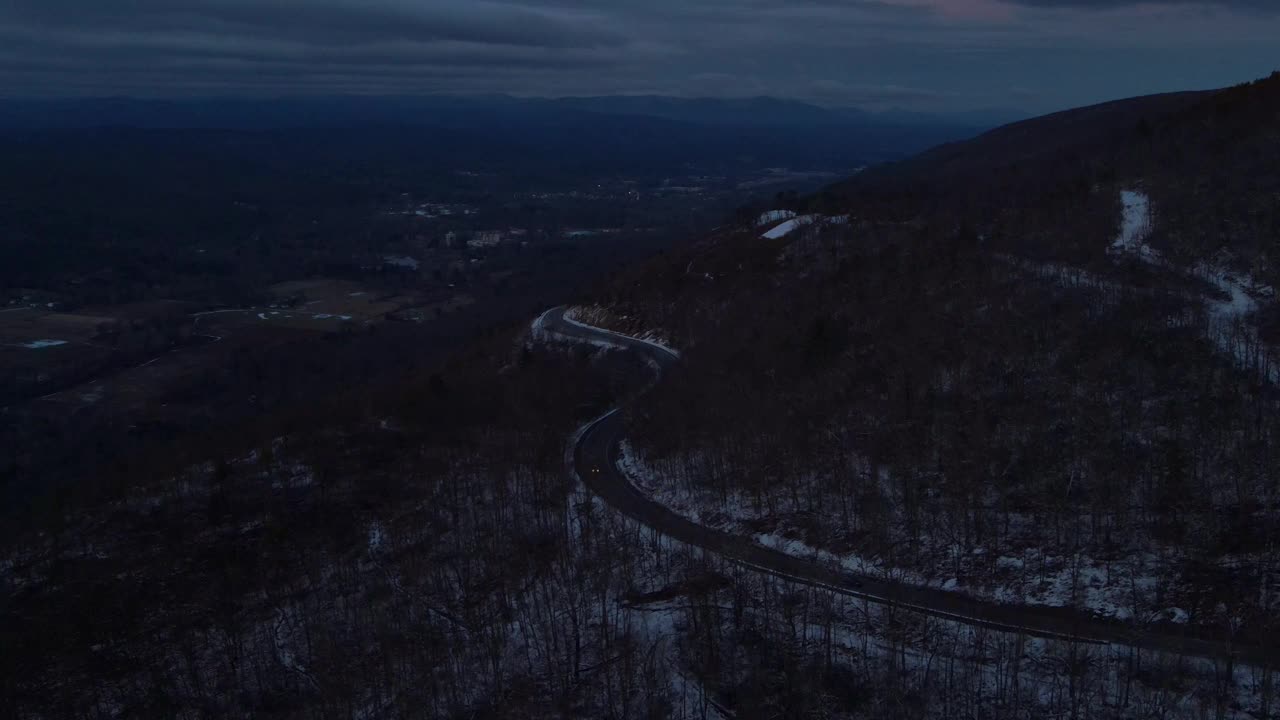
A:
[0, 94, 998, 132]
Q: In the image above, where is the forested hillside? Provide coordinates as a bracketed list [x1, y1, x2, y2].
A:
[7, 76, 1280, 719]
[11, 309, 1275, 719]
[3, 329, 668, 717]
[569, 72, 1280, 713]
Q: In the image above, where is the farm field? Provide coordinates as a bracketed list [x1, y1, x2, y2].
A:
[0, 307, 114, 347]
[194, 279, 427, 334]
[4, 277, 486, 424]
[0, 306, 166, 404]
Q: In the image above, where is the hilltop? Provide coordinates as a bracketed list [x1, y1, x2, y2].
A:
[581, 72, 1280, 687]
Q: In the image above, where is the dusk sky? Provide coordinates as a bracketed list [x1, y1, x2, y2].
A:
[1, 0, 1277, 113]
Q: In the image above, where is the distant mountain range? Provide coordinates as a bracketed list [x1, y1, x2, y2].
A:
[0, 94, 1022, 132]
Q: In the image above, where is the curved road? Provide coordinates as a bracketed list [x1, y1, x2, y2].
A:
[541, 306, 1276, 666]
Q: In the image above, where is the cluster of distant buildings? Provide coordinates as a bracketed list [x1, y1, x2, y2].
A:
[393, 201, 478, 219]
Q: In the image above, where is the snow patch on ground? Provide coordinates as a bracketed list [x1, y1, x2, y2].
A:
[756, 209, 797, 226]
[761, 215, 816, 239]
[562, 307, 681, 360]
[1201, 266, 1270, 321]
[753, 532, 934, 587]
[998, 555, 1162, 621]
[367, 523, 386, 555]
[1103, 188, 1277, 382]
[619, 442, 933, 588]
[760, 214, 849, 240]
[619, 441, 1176, 620]
[1195, 265, 1277, 382]
[1106, 188, 1275, 323]
[618, 441, 744, 524]
[270, 461, 315, 490]
[1109, 190, 1157, 261]
[18, 339, 68, 349]
[382, 255, 419, 270]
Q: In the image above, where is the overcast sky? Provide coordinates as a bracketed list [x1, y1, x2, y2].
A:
[1, 0, 1277, 113]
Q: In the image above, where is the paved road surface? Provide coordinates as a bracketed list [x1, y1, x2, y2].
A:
[541, 306, 1275, 666]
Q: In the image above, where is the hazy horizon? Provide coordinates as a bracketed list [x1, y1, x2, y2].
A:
[2, 1, 1277, 115]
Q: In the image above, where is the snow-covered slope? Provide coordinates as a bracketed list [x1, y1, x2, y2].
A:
[1109, 190, 1156, 261]
[760, 214, 849, 240]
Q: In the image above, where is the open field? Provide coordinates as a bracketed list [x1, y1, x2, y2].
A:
[194, 279, 423, 334]
[26, 279, 401, 413]
[0, 308, 113, 348]
[389, 293, 475, 323]
[7, 278, 473, 417]
[0, 309, 126, 403]
[270, 278, 411, 322]
[26, 326, 298, 418]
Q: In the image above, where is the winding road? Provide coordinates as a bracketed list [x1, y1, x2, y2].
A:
[540, 306, 1277, 666]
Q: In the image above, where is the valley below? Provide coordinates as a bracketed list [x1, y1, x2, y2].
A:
[6, 76, 1280, 719]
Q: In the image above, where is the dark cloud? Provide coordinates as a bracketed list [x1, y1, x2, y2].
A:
[4, 0, 625, 48]
[1004, 0, 1277, 8]
[0, 0, 1276, 111]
